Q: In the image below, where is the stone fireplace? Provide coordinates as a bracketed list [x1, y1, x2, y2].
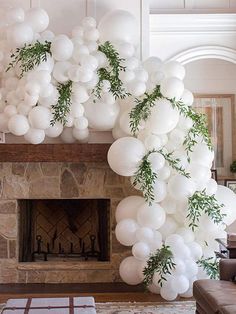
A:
[0, 161, 136, 283]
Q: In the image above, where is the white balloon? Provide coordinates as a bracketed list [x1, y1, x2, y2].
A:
[72, 128, 89, 142]
[84, 100, 120, 131]
[132, 242, 151, 260]
[215, 185, 236, 225]
[137, 203, 166, 229]
[143, 57, 162, 73]
[153, 180, 167, 203]
[157, 166, 171, 181]
[28, 106, 51, 130]
[108, 137, 146, 176]
[8, 22, 34, 47]
[163, 61, 186, 80]
[116, 42, 135, 58]
[147, 99, 179, 135]
[128, 81, 146, 97]
[17, 103, 31, 116]
[115, 219, 139, 246]
[72, 84, 89, 103]
[25, 8, 49, 33]
[61, 127, 76, 143]
[176, 228, 194, 244]
[115, 196, 145, 223]
[187, 242, 203, 260]
[135, 227, 154, 243]
[36, 55, 54, 72]
[160, 77, 185, 100]
[119, 256, 143, 285]
[119, 110, 132, 135]
[181, 89, 194, 106]
[74, 116, 88, 130]
[51, 35, 73, 61]
[206, 179, 218, 195]
[24, 128, 45, 144]
[173, 258, 186, 275]
[191, 143, 214, 167]
[70, 103, 85, 118]
[84, 28, 99, 41]
[8, 114, 29, 136]
[171, 275, 189, 294]
[148, 152, 165, 172]
[98, 10, 139, 46]
[119, 70, 135, 83]
[144, 134, 162, 151]
[168, 175, 196, 201]
[160, 286, 177, 301]
[53, 61, 71, 83]
[4, 105, 17, 117]
[161, 197, 177, 214]
[158, 217, 178, 240]
[185, 260, 198, 277]
[45, 122, 63, 138]
[6, 8, 25, 24]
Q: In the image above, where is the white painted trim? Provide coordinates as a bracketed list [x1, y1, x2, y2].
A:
[169, 46, 236, 64]
[140, 0, 150, 60]
[86, 0, 96, 18]
[150, 13, 236, 34]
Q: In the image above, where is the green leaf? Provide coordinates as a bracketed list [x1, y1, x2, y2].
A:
[197, 257, 219, 279]
[143, 245, 176, 287]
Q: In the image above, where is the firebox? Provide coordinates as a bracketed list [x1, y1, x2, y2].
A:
[19, 199, 110, 262]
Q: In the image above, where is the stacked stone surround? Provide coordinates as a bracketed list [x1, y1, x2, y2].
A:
[0, 162, 138, 283]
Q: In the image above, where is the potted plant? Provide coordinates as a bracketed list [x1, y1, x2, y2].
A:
[230, 161, 236, 173]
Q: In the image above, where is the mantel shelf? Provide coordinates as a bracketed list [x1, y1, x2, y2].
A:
[0, 144, 111, 162]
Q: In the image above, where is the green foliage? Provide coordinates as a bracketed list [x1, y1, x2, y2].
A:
[6, 40, 52, 77]
[51, 80, 72, 126]
[159, 149, 190, 178]
[133, 150, 158, 204]
[187, 190, 225, 231]
[143, 245, 176, 287]
[129, 85, 162, 136]
[169, 98, 213, 155]
[93, 41, 130, 100]
[230, 160, 236, 173]
[197, 257, 219, 279]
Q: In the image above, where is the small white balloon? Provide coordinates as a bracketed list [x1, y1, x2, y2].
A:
[72, 128, 89, 142]
[132, 242, 151, 260]
[8, 114, 29, 136]
[181, 89, 194, 106]
[135, 227, 154, 243]
[119, 256, 143, 285]
[163, 61, 186, 80]
[115, 196, 145, 223]
[45, 122, 63, 138]
[24, 128, 45, 144]
[168, 175, 196, 201]
[74, 116, 88, 130]
[4, 105, 17, 117]
[61, 127, 76, 143]
[160, 77, 185, 100]
[153, 180, 167, 203]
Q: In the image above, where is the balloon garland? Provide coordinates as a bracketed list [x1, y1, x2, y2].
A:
[1, 7, 236, 301]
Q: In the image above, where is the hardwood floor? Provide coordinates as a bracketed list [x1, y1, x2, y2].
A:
[0, 283, 183, 303]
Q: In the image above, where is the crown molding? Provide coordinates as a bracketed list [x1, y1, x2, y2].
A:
[150, 13, 236, 34]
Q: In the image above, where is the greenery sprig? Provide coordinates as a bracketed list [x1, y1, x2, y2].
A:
[93, 41, 130, 100]
[197, 257, 219, 279]
[187, 190, 225, 231]
[6, 40, 52, 77]
[129, 85, 162, 135]
[159, 149, 190, 178]
[51, 80, 72, 126]
[143, 245, 176, 287]
[133, 150, 158, 204]
[170, 98, 213, 155]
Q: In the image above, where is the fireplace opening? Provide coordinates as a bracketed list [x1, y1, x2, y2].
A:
[19, 199, 110, 262]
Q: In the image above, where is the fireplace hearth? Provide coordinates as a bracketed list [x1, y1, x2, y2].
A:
[19, 199, 110, 263]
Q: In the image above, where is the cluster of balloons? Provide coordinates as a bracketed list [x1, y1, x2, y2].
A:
[1, 6, 236, 301]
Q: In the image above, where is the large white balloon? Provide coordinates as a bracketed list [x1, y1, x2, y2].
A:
[24, 128, 45, 144]
[163, 61, 186, 80]
[146, 99, 179, 134]
[115, 196, 145, 223]
[160, 77, 185, 100]
[108, 137, 146, 176]
[98, 10, 139, 46]
[115, 219, 139, 246]
[132, 242, 151, 260]
[51, 35, 74, 61]
[137, 203, 166, 229]
[28, 106, 51, 130]
[119, 256, 143, 285]
[25, 8, 49, 33]
[168, 175, 196, 201]
[8, 22, 34, 47]
[215, 185, 236, 225]
[84, 100, 119, 131]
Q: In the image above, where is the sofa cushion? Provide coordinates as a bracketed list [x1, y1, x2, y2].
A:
[193, 280, 236, 313]
[219, 305, 236, 314]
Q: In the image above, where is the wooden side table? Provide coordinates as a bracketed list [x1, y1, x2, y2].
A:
[216, 238, 236, 258]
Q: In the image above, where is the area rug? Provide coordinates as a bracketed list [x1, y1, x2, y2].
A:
[96, 301, 196, 314]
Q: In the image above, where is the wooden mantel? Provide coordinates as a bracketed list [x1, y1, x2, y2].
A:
[0, 144, 111, 162]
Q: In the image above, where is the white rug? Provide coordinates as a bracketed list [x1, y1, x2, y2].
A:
[96, 301, 196, 314]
